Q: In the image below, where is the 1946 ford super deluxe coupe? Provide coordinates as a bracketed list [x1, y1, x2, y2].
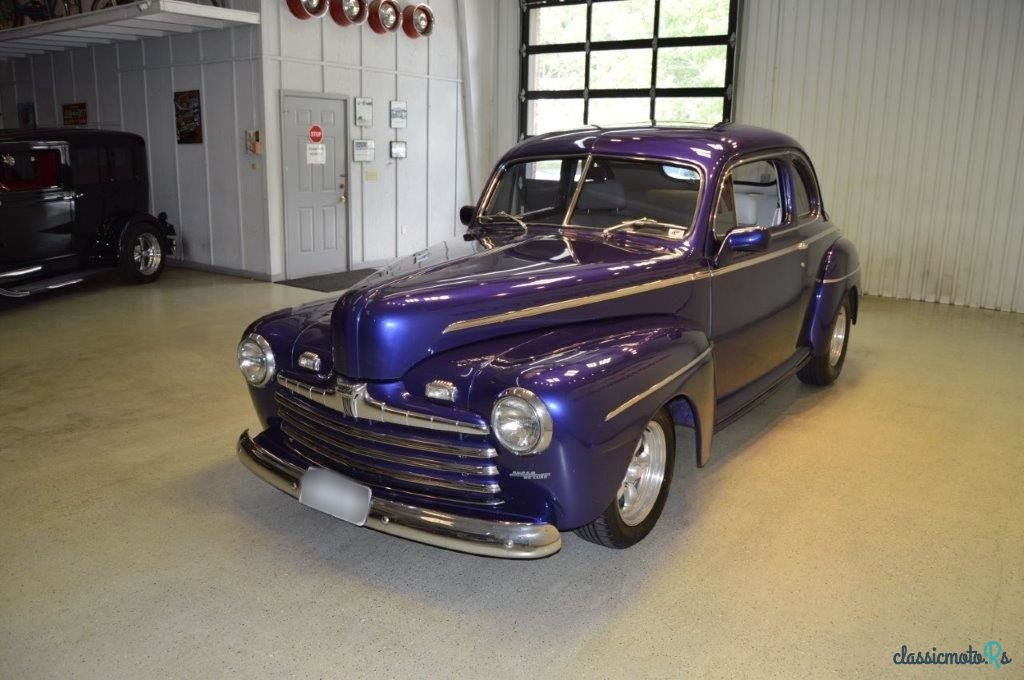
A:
[235, 123, 860, 558]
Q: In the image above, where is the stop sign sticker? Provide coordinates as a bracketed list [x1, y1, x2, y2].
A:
[309, 124, 323, 143]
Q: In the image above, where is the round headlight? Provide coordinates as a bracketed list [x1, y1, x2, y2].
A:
[491, 387, 552, 455]
[237, 333, 276, 387]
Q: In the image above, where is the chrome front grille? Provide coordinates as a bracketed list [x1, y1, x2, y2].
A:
[274, 391, 503, 506]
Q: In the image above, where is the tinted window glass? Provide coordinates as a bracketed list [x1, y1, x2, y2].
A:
[110, 146, 133, 181]
[485, 158, 584, 225]
[0, 148, 61, 192]
[792, 159, 817, 217]
[72, 147, 101, 184]
[570, 158, 700, 231]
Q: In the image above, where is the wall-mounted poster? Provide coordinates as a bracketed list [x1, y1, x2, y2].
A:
[389, 100, 407, 129]
[174, 90, 203, 144]
[62, 102, 87, 126]
[353, 139, 375, 162]
[390, 140, 407, 159]
[17, 102, 36, 129]
[355, 97, 372, 127]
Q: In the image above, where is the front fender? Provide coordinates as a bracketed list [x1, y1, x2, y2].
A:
[450, 316, 713, 529]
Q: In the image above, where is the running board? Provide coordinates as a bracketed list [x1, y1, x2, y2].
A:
[0, 267, 110, 298]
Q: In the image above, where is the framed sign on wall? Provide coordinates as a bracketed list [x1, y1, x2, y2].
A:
[174, 90, 203, 144]
[62, 102, 87, 126]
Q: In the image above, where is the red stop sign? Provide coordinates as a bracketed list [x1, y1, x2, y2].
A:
[309, 124, 323, 143]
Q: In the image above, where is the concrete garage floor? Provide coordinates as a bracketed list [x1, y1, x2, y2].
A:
[1, 268, 1022, 679]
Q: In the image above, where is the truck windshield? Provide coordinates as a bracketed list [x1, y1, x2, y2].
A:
[481, 156, 701, 236]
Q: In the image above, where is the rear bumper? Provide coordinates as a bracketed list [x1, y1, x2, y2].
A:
[236, 430, 562, 559]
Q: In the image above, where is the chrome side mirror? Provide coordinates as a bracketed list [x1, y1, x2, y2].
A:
[715, 226, 770, 266]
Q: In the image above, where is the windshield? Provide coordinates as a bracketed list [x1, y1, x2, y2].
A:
[481, 156, 701, 235]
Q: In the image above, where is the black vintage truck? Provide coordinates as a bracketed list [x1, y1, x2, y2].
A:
[0, 128, 175, 298]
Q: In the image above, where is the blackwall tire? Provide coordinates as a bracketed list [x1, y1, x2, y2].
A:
[575, 408, 676, 549]
[798, 292, 852, 386]
[119, 224, 167, 284]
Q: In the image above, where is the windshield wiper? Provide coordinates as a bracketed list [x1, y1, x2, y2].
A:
[478, 211, 528, 232]
[603, 217, 673, 234]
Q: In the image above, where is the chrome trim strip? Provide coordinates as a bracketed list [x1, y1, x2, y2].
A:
[278, 405, 499, 477]
[281, 424, 501, 495]
[820, 266, 860, 284]
[443, 268, 709, 333]
[443, 229, 840, 334]
[277, 375, 489, 435]
[238, 431, 561, 558]
[0, 265, 42, 278]
[605, 346, 713, 421]
[275, 393, 496, 459]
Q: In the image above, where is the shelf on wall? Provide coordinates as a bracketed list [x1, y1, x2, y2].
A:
[0, 0, 260, 59]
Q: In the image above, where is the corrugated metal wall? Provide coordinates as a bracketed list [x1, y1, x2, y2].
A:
[735, 0, 1024, 312]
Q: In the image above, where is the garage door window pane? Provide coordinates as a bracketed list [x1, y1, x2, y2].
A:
[528, 52, 586, 91]
[589, 49, 653, 90]
[530, 4, 586, 45]
[527, 99, 585, 135]
[659, 0, 730, 37]
[589, 97, 650, 127]
[654, 97, 723, 125]
[591, 0, 654, 42]
[657, 45, 728, 88]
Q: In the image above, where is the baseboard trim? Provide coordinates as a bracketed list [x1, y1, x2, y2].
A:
[168, 259, 274, 282]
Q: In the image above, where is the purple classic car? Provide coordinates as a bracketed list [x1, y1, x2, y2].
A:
[235, 123, 860, 558]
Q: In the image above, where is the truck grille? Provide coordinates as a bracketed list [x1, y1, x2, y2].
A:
[274, 391, 503, 506]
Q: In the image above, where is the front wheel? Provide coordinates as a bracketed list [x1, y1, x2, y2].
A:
[119, 225, 167, 284]
[575, 408, 676, 548]
[798, 292, 852, 386]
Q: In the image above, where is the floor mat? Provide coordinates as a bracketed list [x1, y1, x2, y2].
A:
[278, 268, 377, 293]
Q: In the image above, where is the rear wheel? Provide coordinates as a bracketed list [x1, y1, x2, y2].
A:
[575, 408, 676, 548]
[798, 292, 852, 386]
[119, 225, 166, 284]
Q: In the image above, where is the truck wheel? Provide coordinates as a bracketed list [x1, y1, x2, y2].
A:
[798, 292, 852, 386]
[119, 225, 166, 284]
[575, 407, 676, 548]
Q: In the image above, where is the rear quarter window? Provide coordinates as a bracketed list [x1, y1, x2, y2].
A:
[0, 148, 61, 192]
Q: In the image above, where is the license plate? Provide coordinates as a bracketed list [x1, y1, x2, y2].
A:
[299, 467, 372, 526]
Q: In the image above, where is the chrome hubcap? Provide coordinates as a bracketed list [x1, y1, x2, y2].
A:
[829, 306, 847, 367]
[616, 420, 668, 526]
[133, 233, 162, 276]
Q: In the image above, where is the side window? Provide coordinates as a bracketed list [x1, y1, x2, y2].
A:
[791, 158, 818, 219]
[110, 146, 133, 182]
[72, 147, 101, 185]
[714, 159, 783, 238]
[0, 148, 61, 192]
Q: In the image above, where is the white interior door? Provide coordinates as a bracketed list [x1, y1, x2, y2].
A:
[282, 94, 349, 278]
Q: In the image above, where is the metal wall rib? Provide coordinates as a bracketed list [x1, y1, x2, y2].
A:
[735, 0, 1024, 312]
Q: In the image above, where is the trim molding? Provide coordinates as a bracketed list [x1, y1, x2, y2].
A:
[605, 346, 713, 421]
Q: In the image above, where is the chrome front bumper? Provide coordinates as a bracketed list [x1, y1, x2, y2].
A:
[236, 431, 562, 559]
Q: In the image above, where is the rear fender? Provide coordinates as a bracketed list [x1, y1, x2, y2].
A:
[803, 236, 860, 355]
[114, 212, 177, 259]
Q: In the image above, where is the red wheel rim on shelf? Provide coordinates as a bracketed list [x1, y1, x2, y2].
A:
[286, 0, 329, 20]
[368, 0, 401, 33]
[401, 4, 434, 38]
[330, 0, 368, 26]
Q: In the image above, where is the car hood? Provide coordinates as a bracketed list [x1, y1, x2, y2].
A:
[298, 230, 698, 381]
